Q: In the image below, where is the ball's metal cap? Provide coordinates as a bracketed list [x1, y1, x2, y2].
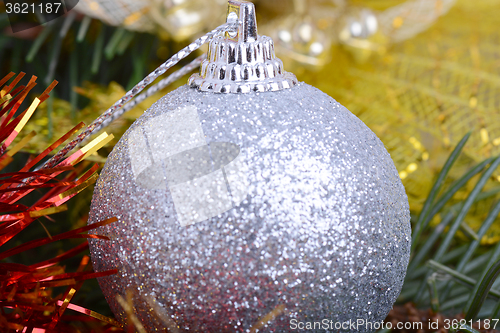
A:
[189, 1, 298, 94]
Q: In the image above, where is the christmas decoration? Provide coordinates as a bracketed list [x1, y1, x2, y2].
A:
[88, 1, 411, 331]
[0, 72, 120, 331]
[265, 0, 456, 67]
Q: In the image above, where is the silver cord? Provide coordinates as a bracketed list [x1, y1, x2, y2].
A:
[86, 54, 207, 140]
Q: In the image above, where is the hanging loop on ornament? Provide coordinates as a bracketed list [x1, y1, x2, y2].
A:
[189, 0, 298, 93]
[39, 22, 237, 170]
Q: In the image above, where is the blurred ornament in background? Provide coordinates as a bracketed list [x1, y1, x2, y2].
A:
[88, 1, 411, 331]
[259, 0, 456, 68]
[74, 0, 155, 31]
[376, 0, 456, 43]
[149, 0, 227, 41]
[262, 0, 335, 67]
[340, 7, 378, 40]
[336, 6, 388, 63]
[74, 0, 227, 39]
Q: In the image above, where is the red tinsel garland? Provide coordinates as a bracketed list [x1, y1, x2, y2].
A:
[0, 72, 123, 333]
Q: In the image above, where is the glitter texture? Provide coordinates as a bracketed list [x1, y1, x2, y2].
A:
[88, 83, 411, 332]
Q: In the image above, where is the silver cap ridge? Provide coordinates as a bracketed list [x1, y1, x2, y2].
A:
[188, 0, 298, 94]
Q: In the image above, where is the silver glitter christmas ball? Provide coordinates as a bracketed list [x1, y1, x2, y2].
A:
[88, 1, 410, 331]
[88, 82, 411, 332]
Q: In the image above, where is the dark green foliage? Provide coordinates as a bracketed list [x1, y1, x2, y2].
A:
[397, 133, 500, 333]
